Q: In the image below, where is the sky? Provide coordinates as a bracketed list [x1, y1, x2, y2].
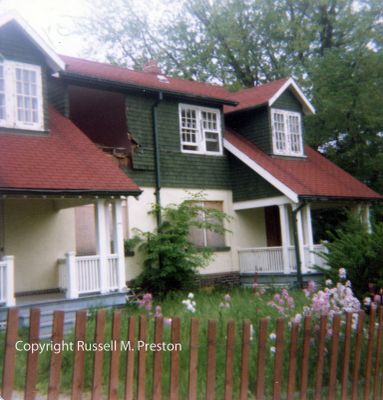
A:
[0, 0, 89, 56]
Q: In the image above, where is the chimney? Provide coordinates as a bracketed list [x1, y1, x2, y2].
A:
[143, 59, 162, 74]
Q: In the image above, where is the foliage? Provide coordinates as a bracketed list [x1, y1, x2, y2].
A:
[130, 195, 230, 296]
[316, 217, 383, 298]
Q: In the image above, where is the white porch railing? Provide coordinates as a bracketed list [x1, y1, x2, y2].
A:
[239, 244, 327, 274]
[0, 256, 15, 306]
[58, 253, 123, 298]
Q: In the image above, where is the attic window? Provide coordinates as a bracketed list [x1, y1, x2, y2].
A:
[271, 109, 303, 156]
[0, 60, 43, 131]
[179, 104, 222, 155]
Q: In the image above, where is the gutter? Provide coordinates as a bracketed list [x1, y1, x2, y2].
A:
[0, 188, 142, 197]
[152, 92, 163, 226]
[292, 202, 305, 289]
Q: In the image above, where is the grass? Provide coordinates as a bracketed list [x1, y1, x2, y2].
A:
[0, 287, 376, 399]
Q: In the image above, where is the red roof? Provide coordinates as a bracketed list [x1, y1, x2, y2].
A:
[225, 129, 382, 200]
[0, 107, 141, 195]
[224, 78, 290, 114]
[61, 55, 236, 105]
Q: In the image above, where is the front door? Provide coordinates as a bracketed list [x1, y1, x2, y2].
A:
[265, 206, 282, 246]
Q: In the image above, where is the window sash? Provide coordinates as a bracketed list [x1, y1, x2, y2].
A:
[179, 104, 222, 155]
[0, 60, 43, 131]
[271, 109, 303, 156]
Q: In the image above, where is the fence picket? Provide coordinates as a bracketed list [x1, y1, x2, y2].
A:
[206, 320, 217, 400]
[224, 320, 235, 400]
[363, 309, 375, 400]
[188, 318, 199, 400]
[341, 312, 353, 400]
[108, 311, 121, 400]
[239, 320, 251, 400]
[125, 316, 136, 400]
[152, 317, 164, 400]
[373, 307, 383, 400]
[92, 309, 106, 400]
[71, 310, 87, 400]
[273, 318, 284, 400]
[287, 322, 299, 400]
[169, 317, 181, 400]
[328, 314, 341, 400]
[2, 308, 18, 400]
[24, 309, 41, 400]
[351, 311, 365, 400]
[137, 315, 147, 400]
[48, 311, 64, 400]
[314, 315, 327, 400]
[255, 318, 268, 400]
[300, 316, 312, 400]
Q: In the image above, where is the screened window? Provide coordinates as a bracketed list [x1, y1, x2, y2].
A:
[271, 109, 303, 156]
[0, 60, 43, 131]
[179, 104, 222, 155]
[189, 201, 226, 248]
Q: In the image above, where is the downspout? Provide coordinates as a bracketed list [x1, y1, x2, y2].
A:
[292, 202, 305, 289]
[152, 92, 163, 227]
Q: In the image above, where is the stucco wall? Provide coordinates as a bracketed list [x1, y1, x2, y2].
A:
[3, 199, 76, 293]
[233, 208, 267, 248]
[126, 187, 240, 280]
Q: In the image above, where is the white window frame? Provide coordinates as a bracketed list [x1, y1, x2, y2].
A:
[0, 60, 44, 131]
[179, 104, 223, 155]
[271, 108, 304, 156]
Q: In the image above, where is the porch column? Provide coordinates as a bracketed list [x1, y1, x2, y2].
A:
[66, 251, 78, 299]
[362, 204, 372, 233]
[278, 204, 290, 274]
[112, 200, 126, 290]
[293, 205, 307, 274]
[95, 199, 109, 294]
[303, 204, 315, 270]
[4, 256, 15, 307]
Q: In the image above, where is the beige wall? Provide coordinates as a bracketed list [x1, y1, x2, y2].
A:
[3, 198, 76, 293]
[125, 188, 279, 279]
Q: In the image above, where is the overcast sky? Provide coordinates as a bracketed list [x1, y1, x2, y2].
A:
[0, 0, 89, 56]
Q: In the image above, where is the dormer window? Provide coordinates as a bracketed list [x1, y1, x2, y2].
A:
[0, 60, 43, 131]
[179, 104, 222, 155]
[271, 109, 303, 156]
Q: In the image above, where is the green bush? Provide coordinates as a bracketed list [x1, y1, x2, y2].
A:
[130, 195, 230, 296]
[316, 216, 383, 298]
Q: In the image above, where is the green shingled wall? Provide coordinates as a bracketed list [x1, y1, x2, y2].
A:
[272, 89, 303, 112]
[47, 78, 68, 117]
[229, 154, 282, 202]
[0, 22, 49, 132]
[125, 93, 231, 189]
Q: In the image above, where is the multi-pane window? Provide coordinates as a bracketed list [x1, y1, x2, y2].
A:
[0, 60, 43, 131]
[271, 109, 303, 156]
[179, 104, 222, 155]
[189, 201, 226, 248]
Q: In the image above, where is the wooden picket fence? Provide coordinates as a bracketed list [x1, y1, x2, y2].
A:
[0, 307, 383, 400]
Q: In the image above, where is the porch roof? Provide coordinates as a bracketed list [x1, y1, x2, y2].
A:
[224, 129, 382, 201]
[0, 107, 141, 196]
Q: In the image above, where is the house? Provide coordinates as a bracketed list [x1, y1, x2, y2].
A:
[0, 13, 381, 316]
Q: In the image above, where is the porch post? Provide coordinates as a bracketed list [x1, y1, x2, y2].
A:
[66, 251, 78, 299]
[95, 199, 109, 294]
[293, 205, 307, 274]
[112, 199, 126, 290]
[4, 256, 15, 307]
[303, 204, 315, 270]
[362, 204, 372, 233]
[278, 204, 290, 274]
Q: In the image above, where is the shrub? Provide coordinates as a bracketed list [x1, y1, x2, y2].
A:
[130, 194, 230, 296]
[316, 216, 383, 298]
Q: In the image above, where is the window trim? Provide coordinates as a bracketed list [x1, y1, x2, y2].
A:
[179, 103, 223, 156]
[0, 60, 44, 131]
[271, 108, 304, 157]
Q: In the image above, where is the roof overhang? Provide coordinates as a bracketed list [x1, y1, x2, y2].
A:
[223, 138, 299, 203]
[268, 77, 315, 115]
[0, 12, 65, 72]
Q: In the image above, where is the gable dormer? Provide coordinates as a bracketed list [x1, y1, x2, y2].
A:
[225, 78, 315, 158]
[0, 14, 64, 133]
